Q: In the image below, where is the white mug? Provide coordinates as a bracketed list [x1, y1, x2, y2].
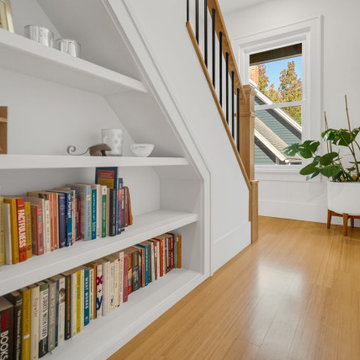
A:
[101, 129, 123, 156]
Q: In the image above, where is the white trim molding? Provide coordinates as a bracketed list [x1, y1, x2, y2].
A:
[234, 17, 323, 179]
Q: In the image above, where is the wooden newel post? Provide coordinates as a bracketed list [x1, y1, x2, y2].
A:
[239, 85, 255, 181]
[240, 85, 258, 242]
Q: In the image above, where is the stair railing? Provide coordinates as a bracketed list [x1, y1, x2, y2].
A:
[186, 0, 258, 242]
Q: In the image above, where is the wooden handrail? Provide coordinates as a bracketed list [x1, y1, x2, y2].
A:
[207, 0, 245, 98]
[186, 0, 258, 242]
[186, 21, 251, 190]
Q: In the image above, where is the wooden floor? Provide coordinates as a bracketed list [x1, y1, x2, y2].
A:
[110, 217, 360, 360]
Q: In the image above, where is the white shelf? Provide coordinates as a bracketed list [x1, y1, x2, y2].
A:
[0, 29, 146, 96]
[45, 268, 205, 360]
[0, 155, 189, 169]
[0, 210, 198, 296]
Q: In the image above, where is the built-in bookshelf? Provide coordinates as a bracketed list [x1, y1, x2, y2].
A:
[0, 0, 207, 358]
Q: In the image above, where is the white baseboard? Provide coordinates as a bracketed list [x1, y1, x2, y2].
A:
[212, 222, 251, 273]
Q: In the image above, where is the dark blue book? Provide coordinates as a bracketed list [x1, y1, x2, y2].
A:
[91, 188, 96, 240]
[64, 192, 73, 246]
[57, 193, 66, 248]
[83, 268, 90, 326]
[136, 244, 149, 286]
[109, 189, 117, 236]
[116, 178, 123, 235]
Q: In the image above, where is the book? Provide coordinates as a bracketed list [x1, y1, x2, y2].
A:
[145, 241, 155, 281]
[119, 251, 124, 305]
[124, 250, 133, 294]
[109, 189, 117, 237]
[61, 271, 72, 340]
[30, 204, 44, 256]
[0, 296, 14, 360]
[104, 257, 115, 311]
[20, 287, 31, 359]
[149, 239, 160, 281]
[90, 187, 97, 240]
[133, 246, 145, 287]
[86, 263, 97, 320]
[116, 178, 123, 235]
[106, 188, 110, 237]
[176, 235, 182, 268]
[4, 291, 22, 360]
[70, 271, 77, 337]
[94, 261, 103, 317]
[46, 279, 56, 352]
[3, 198, 19, 264]
[53, 190, 73, 246]
[0, 197, 4, 266]
[24, 202, 32, 259]
[95, 184, 101, 238]
[101, 185, 107, 238]
[56, 193, 66, 248]
[130, 248, 140, 291]
[75, 268, 82, 334]
[88, 268, 94, 320]
[76, 197, 81, 241]
[101, 259, 110, 316]
[29, 284, 40, 360]
[83, 267, 90, 326]
[135, 243, 149, 286]
[4, 203, 12, 265]
[38, 282, 49, 358]
[123, 255, 128, 303]
[50, 275, 65, 346]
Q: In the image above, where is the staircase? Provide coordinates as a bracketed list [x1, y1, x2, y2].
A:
[186, 0, 258, 242]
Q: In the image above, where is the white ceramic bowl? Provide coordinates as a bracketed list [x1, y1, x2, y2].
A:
[130, 144, 154, 157]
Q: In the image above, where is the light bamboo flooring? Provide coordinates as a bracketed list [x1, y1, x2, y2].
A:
[110, 217, 360, 360]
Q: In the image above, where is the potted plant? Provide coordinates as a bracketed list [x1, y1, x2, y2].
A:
[284, 95, 360, 216]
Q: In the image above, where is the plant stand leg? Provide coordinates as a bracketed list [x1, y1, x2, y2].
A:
[327, 210, 332, 229]
[351, 217, 355, 228]
[343, 213, 349, 236]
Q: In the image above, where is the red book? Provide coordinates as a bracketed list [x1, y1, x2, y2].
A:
[123, 255, 128, 303]
[31, 205, 44, 255]
[169, 235, 174, 269]
[15, 198, 27, 262]
[52, 193, 59, 250]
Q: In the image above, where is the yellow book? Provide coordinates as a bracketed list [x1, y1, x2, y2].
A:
[4, 198, 19, 264]
[0, 197, 5, 266]
[21, 287, 31, 360]
[24, 202, 32, 259]
[176, 235, 182, 268]
[76, 269, 82, 334]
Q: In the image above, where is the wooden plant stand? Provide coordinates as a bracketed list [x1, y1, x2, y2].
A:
[327, 210, 360, 236]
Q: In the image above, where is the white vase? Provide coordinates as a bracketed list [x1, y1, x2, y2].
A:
[101, 128, 123, 156]
[327, 181, 360, 215]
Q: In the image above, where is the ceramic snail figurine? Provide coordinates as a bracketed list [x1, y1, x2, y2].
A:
[66, 144, 112, 156]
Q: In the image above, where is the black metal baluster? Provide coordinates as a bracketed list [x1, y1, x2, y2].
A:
[212, 8, 216, 87]
[219, 32, 223, 106]
[195, 0, 199, 43]
[231, 71, 235, 138]
[226, 52, 229, 123]
[204, 0, 208, 67]
[237, 88, 240, 152]
[187, 0, 189, 22]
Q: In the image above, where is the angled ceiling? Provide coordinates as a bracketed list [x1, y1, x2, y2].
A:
[219, 0, 272, 14]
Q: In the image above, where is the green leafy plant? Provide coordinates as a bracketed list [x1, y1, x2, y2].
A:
[284, 95, 360, 182]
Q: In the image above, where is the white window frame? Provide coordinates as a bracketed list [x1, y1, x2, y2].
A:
[234, 17, 323, 182]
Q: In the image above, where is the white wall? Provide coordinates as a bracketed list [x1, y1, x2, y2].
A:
[225, 0, 360, 223]
[122, 0, 251, 272]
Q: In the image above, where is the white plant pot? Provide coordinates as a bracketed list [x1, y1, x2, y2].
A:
[327, 181, 360, 215]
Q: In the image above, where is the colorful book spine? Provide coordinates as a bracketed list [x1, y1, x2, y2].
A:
[119, 252, 124, 305]
[95, 263, 103, 317]
[65, 193, 73, 246]
[4, 198, 19, 264]
[0, 297, 14, 360]
[170, 235, 174, 270]
[76, 197, 81, 241]
[109, 189, 116, 237]
[177, 235, 182, 268]
[102, 260, 110, 316]
[0, 197, 5, 266]
[53, 278, 59, 347]
[52, 193, 59, 250]
[62, 272, 71, 340]
[91, 188, 96, 240]
[88, 268, 94, 320]
[38, 282, 49, 358]
[76, 269, 82, 334]
[57, 193, 66, 248]
[24, 202, 32, 259]
[116, 178, 123, 235]
[43, 199, 51, 253]
[30, 285, 40, 360]
[137, 245, 148, 286]
[31, 205, 44, 255]
[83, 267, 90, 326]
[46, 280, 56, 352]
[123, 255, 128, 303]
[4, 203, 12, 265]
[132, 250, 140, 291]
[57, 276, 65, 345]
[21, 287, 31, 359]
[124, 187, 129, 228]
[4, 291, 22, 360]
[101, 186, 107, 238]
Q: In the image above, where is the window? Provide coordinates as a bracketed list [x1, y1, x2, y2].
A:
[250, 44, 303, 165]
[235, 17, 322, 177]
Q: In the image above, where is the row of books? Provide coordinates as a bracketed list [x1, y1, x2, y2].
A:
[0, 233, 182, 359]
[0, 167, 133, 266]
